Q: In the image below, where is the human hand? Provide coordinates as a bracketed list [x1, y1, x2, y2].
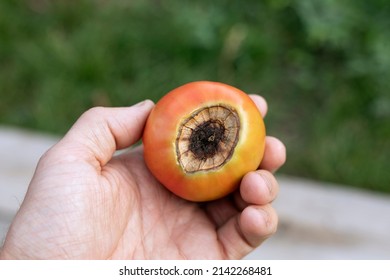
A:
[0, 96, 285, 259]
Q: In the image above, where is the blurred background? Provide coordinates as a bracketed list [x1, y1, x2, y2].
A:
[0, 0, 389, 259]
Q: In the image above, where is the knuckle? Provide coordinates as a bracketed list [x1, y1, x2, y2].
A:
[83, 106, 106, 119]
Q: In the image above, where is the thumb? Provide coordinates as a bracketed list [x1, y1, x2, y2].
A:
[53, 100, 154, 167]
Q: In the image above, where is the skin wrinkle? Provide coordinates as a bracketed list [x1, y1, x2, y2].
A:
[89, 157, 129, 258]
[149, 208, 180, 259]
[125, 114, 145, 146]
[80, 121, 107, 166]
[259, 205, 278, 237]
[91, 183, 111, 257]
[226, 215, 253, 259]
[111, 163, 143, 257]
[212, 205, 243, 259]
[152, 195, 188, 258]
[172, 216, 203, 259]
[131, 164, 202, 259]
[217, 237, 229, 260]
[56, 200, 94, 258]
[109, 115, 129, 150]
[233, 190, 248, 211]
[204, 198, 237, 228]
[112, 208, 142, 259]
[164, 204, 187, 259]
[260, 207, 272, 230]
[77, 107, 134, 169]
[127, 155, 157, 258]
[169, 222, 188, 260]
[262, 172, 274, 198]
[237, 213, 255, 247]
[107, 227, 127, 259]
[24, 208, 64, 258]
[118, 188, 144, 260]
[104, 119, 120, 155]
[258, 171, 277, 203]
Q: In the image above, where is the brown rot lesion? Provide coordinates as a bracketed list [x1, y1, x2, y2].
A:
[176, 105, 240, 173]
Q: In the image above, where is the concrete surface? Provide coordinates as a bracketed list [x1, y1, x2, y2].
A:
[1, 126, 390, 259]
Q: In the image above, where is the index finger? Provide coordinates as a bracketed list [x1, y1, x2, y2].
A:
[249, 94, 268, 118]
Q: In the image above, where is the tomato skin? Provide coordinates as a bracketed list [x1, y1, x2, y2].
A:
[143, 81, 266, 202]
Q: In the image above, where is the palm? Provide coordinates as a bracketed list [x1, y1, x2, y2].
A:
[96, 147, 233, 259]
[13, 147, 234, 259]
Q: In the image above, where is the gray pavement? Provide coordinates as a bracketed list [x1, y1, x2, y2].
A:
[1, 126, 390, 259]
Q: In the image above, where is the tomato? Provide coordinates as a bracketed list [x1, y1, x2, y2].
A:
[143, 81, 266, 202]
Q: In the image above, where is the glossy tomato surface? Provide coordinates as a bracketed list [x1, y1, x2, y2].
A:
[143, 81, 266, 201]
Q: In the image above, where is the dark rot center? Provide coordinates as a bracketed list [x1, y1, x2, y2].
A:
[189, 120, 225, 160]
[176, 105, 240, 173]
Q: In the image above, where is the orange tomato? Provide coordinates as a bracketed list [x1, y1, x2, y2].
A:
[143, 81, 266, 201]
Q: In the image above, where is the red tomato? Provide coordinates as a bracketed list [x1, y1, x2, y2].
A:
[143, 81, 266, 202]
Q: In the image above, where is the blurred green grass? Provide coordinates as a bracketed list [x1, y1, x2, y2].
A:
[1, 0, 389, 192]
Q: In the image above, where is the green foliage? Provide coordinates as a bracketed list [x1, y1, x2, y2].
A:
[1, 0, 389, 192]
